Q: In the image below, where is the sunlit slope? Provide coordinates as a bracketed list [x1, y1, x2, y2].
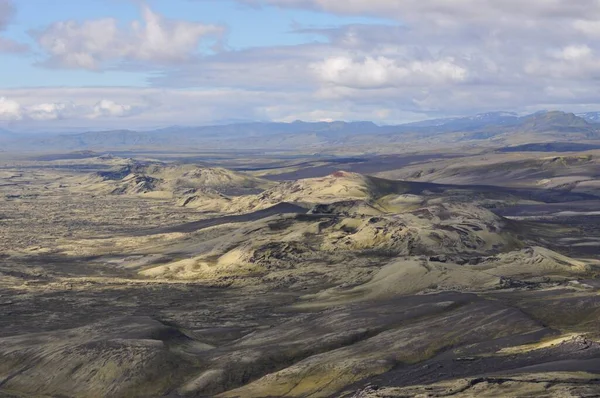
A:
[72, 161, 275, 199]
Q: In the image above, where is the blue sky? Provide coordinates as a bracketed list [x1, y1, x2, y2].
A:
[2, 0, 382, 87]
[1, 0, 600, 131]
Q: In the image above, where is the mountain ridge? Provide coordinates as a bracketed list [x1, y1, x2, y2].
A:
[3, 110, 600, 152]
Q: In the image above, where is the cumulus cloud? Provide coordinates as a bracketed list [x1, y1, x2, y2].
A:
[574, 19, 600, 36]
[0, 96, 138, 124]
[0, 97, 21, 120]
[6, 0, 600, 127]
[0, 0, 28, 53]
[0, 37, 27, 53]
[90, 100, 134, 118]
[0, 87, 428, 131]
[6, 77, 600, 132]
[312, 56, 468, 89]
[33, 5, 225, 69]
[556, 44, 592, 60]
[27, 103, 74, 121]
[524, 45, 600, 79]
[229, 0, 600, 115]
[0, 0, 15, 30]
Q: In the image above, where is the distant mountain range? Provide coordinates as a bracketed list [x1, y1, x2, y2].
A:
[2, 110, 600, 153]
[403, 111, 520, 129]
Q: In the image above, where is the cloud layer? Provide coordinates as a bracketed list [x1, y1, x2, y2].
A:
[235, 0, 600, 22]
[4, 0, 600, 129]
[0, 96, 138, 123]
[312, 56, 468, 89]
[0, 87, 436, 132]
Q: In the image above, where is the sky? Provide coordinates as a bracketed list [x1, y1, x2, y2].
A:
[2, 0, 600, 132]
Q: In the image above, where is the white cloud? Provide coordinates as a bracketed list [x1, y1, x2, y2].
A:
[574, 19, 600, 36]
[27, 103, 72, 121]
[312, 56, 468, 89]
[0, 96, 138, 124]
[90, 100, 134, 119]
[0, 0, 28, 53]
[0, 37, 28, 53]
[7, 0, 600, 128]
[6, 80, 600, 133]
[1, 87, 423, 131]
[556, 44, 592, 60]
[34, 5, 225, 69]
[0, 0, 15, 31]
[265, 108, 348, 122]
[525, 45, 600, 79]
[0, 97, 21, 120]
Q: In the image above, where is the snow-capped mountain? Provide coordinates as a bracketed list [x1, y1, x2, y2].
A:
[576, 112, 600, 123]
[402, 111, 519, 130]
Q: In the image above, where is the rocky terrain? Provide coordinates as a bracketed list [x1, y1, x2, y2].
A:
[2, 149, 600, 397]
